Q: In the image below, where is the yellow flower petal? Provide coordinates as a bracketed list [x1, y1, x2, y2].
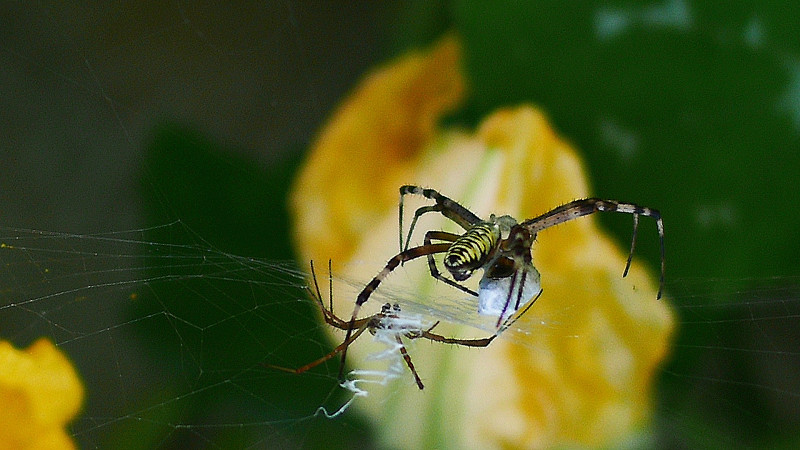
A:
[292, 36, 673, 449]
[290, 35, 464, 265]
[0, 338, 84, 450]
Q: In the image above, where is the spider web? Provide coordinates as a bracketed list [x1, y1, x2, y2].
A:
[0, 221, 540, 447]
[3, 2, 800, 448]
[2, 223, 800, 448]
[0, 223, 353, 447]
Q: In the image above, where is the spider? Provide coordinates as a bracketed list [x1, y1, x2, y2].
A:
[338, 185, 664, 379]
[265, 260, 538, 389]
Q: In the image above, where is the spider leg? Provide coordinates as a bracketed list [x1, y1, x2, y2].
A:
[400, 205, 440, 253]
[418, 290, 544, 348]
[521, 198, 665, 299]
[395, 335, 425, 389]
[327, 259, 334, 315]
[308, 260, 337, 327]
[496, 269, 521, 328]
[264, 319, 372, 375]
[496, 260, 539, 328]
[308, 260, 353, 331]
[488, 226, 537, 327]
[624, 213, 639, 277]
[339, 242, 452, 380]
[264, 261, 376, 376]
[424, 230, 479, 297]
[399, 185, 482, 253]
[419, 329, 495, 347]
[424, 320, 441, 333]
[501, 289, 543, 332]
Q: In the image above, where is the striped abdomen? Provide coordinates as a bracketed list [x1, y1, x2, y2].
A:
[444, 222, 500, 281]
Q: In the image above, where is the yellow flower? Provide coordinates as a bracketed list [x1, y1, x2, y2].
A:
[291, 35, 673, 449]
[0, 338, 84, 450]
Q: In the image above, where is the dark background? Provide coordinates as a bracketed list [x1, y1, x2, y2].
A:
[2, 2, 800, 448]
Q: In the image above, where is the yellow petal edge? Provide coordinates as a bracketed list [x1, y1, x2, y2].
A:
[0, 339, 84, 450]
[291, 35, 673, 449]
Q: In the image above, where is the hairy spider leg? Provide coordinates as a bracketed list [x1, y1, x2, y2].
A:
[308, 260, 341, 327]
[421, 289, 544, 348]
[267, 262, 429, 387]
[264, 318, 372, 375]
[263, 261, 370, 374]
[269, 260, 545, 390]
[395, 335, 424, 389]
[626, 213, 639, 277]
[488, 225, 537, 327]
[399, 184, 481, 253]
[340, 242, 453, 380]
[373, 303, 427, 390]
[522, 198, 665, 299]
[399, 204, 440, 253]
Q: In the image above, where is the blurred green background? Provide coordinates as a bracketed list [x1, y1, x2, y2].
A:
[2, 1, 800, 448]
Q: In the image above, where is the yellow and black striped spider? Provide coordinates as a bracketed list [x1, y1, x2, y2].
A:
[266, 261, 537, 389]
[338, 185, 665, 381]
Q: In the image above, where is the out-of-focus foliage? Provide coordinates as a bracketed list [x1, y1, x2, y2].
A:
[125, 2, 800, 447]
[452, 1, 800, 289]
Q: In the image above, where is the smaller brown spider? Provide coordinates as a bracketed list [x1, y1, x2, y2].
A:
[265, 260, 538, 389]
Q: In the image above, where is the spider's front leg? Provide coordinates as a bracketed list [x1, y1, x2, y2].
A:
[521, 198, 665, 299]
[399, 185, 481, 253]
